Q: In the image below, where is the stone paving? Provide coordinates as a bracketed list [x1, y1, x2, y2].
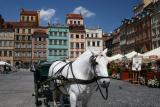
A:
[0, 70, 160, 107]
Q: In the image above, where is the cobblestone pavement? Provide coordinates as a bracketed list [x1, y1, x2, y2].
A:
[0, 70, 160, 107]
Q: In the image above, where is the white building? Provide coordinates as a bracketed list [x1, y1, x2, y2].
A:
[151, 1, 160, 49]
[85, 28, 103, 52]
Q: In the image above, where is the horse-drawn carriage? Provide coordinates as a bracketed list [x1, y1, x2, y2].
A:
[32, 49, 110, 107]
[32, 60, 70, 107]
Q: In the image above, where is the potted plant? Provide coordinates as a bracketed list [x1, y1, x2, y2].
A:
[144, 63, 154, 84]
[120, 62, 129, 81]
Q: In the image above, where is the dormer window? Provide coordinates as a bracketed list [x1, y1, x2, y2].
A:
[22, 16, 24, 21]
[31, 16, 33, 21]
[26, 16, 29, 22]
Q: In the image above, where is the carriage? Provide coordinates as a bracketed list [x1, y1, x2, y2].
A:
[32, 60, 70, 107]
[32, 49, 110, 107]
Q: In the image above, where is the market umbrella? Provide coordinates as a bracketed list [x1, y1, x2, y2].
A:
[0, 61, 11, 66]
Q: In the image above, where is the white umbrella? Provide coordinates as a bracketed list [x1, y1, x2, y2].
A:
[0, 61, 11, 66]
[143, 47, 160, 58]
[110, 54, 123, 61]
[125, 51, 142, 59]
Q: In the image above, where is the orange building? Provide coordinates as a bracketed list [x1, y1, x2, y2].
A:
[66, 14, 85, 61]
[6, 9, 40, 68]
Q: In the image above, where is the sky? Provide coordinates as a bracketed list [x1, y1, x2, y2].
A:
[0, 0, 141, 33]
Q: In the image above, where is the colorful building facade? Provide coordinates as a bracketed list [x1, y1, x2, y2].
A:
[0, 29, 14, 65]
[47, 24, 69, 61]
[32, 27, 48, 63]
[85, 27, 103, 52]
[7, 9, 40, 68]
[66, 14, 85, 61]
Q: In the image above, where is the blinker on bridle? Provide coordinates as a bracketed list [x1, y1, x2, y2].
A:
[90, 55, 98, 66]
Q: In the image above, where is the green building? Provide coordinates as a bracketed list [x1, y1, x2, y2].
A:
[47, 24, 69, 61]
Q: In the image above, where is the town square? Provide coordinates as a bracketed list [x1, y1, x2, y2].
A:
[0, 0, 160, 107]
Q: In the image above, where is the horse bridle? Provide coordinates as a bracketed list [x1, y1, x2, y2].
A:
[89, 54, 110, 100]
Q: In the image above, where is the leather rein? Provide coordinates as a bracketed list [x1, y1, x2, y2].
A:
[41, 54, 110, 100]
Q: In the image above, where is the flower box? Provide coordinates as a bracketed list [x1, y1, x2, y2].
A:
[145, 72, 154, 82]
[120, 70, 129, 81]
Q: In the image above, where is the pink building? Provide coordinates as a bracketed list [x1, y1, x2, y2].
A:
[32, 27, 48, 63]
[66, 14, 85, 61]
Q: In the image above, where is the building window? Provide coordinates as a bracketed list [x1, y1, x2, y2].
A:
[54, 40, 57, 45]
[54, 50, 57, 55]
[64, 40, 67, 45]
[64, 32, 67, 36]
[54, 32, 57, 36]
[26, 16, 29, 22]
[81, 43, 84, 49]
[23, 29, 25, 33]
[49, 40, 52, 45]
[87, 34, 89, 38]
[95, 34, 98, 38]
[71, 34, 73, 38]
[28, 29, 31, 34]
[78, 21, 80, 25]
[59, 40, 62, 45]
[97, 41, 100, 47]
[31, 16, 33, 21]
[17, 28, 19, 33]
[91, 34, 93, 38]
[49, 50, 52, 56]
[71, 43, 74, 48]
[76, 43, 79, 48]
[59, 50, 62, 55]
[39, 37, 41, 41]
[76, 52, 79, 57]
[87, 41, 90, 46]
[59, 32, 62, 36]
[28, 36, 31, 41]
[50, 32, 53, 36]
[9, 51, 12, 57]
[81, 35, 84, 39]
[92, 41, 95, 46]
[22, 16, 24, 21]
[76, 35, 79, 38]
[74, 21, 76, 24]
[70, 20, 73, 24]
[4, 51, 7, 57]
[71, 51, 74, 58]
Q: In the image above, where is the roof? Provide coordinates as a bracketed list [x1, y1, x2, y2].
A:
[66, 14, 83, 19]
[33, 30, 47, 35]
[20, 8, 38, 15]
[5, 22, 38, 28]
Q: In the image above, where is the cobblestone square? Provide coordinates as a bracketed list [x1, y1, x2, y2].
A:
[0, 70, 160, 107]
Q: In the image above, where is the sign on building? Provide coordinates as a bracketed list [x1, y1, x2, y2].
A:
[132, 57, 142, 71]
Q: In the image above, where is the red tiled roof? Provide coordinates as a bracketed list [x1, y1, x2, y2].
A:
[20, 8, 38, 15]
[66, 14, 83, 19]
[5, 22, 38, 28]
[33, 30, 47, 35]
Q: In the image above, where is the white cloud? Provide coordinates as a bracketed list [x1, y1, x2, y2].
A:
[73, 6, 95, 18]
[40, 9, 56, 22]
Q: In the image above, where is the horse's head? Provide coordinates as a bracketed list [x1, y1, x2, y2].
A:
[90, 49, 110, 88]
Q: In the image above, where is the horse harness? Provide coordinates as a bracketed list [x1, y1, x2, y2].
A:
[41, 54, 110, 100]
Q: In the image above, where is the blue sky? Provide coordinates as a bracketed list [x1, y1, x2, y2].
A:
[0, 0, 141, 32]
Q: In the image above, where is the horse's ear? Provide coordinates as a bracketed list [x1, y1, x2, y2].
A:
[102, 48, 108, 55]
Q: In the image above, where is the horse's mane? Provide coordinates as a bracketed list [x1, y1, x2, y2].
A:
[75, 50, 92, 62]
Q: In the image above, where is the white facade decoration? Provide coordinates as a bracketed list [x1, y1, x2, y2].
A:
[85, 28, 103, 52]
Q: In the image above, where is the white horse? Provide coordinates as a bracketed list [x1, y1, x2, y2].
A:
[48, 49, 110, 107]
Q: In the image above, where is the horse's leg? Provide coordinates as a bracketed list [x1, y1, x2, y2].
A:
[70, 92, 77, 107]
[81, 93, 92, 107]
[52, 90, 58, 107]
